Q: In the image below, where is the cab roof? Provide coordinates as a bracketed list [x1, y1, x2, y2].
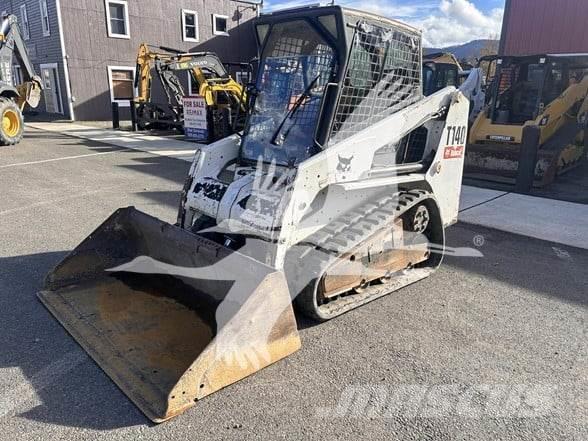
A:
[259, 4, 421, 35]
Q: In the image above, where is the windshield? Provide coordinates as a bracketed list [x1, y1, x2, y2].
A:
[241, 20, 337, 166]
[493, 62, 546, 124]
[423, 63, 458, 96]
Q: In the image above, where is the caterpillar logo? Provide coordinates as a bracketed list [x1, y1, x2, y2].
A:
[488, 135, 515, 142]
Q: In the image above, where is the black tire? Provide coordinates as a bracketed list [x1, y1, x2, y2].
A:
[0, 98, 24, 146]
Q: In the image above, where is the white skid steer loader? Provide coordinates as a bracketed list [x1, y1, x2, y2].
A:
[39, 6, 471, 422]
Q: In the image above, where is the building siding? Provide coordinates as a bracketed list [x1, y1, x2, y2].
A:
[500, 0, 588, 56]
[8, 0, 71, 118]
[60, 0, 257, 120]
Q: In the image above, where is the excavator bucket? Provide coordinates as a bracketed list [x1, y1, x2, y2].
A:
[38, 208, 301, 423]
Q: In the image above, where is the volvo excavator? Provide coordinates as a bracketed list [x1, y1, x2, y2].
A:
[0, 14, 43, 145]
[39, 6, 473, 422]
[134, 43, 248, 141]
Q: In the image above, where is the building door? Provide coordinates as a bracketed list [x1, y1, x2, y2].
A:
[40, 64, 63, 114]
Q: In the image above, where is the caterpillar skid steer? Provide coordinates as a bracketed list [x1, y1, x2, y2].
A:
[39, 5, 472, 422]
[466, 54, 588, 186]
[0, 14, 43, 145]
[134, 43, 248, 141]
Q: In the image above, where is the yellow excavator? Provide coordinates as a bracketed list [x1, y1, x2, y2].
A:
[466, 54, 588, 186]
[0, 14, 43, 145]
[134, 43, 248, 141]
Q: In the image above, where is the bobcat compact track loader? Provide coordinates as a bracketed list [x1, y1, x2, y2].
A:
[466, 54, 588, 186]
[0, 14, 43, 145]
[39, 6, 472, 422]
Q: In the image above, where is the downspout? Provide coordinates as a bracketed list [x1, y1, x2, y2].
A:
[54, 0, 75, 121]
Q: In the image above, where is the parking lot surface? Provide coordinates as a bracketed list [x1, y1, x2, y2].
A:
[0, 128, 586, 440]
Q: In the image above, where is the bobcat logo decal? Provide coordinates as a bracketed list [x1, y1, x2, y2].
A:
[337, 155, 354, 173]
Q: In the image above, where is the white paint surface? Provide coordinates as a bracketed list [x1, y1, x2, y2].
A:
[27, 123, 198, 162]
[460, 191, 588, 250]
[459, 185, 508, 211]
[0, 351, 86, 418]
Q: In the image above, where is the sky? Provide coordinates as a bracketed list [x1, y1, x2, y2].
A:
[263, 0, 506, 48]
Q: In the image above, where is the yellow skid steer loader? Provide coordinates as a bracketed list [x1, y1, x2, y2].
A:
[39, 6, 473, 422]
[466, 54, 588, 186]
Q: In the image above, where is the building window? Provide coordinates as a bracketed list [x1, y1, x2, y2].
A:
[212, 14, 229, 36]
[107, 66, 135, 106]
[19, 4, 30, 40]
[12, 66, 23, 86]
[182, 9, 199, 42]
[105, 0, 130, 39]
[40, 0, 50, 36]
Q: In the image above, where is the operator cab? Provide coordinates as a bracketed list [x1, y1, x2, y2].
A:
[422, 53, 461, 96]
[483, 54, 588, 125]
[240, 5, 423, 167]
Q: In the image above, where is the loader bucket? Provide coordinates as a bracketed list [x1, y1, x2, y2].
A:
[16, 79, 42, 109]
[38, 208, 301, 423]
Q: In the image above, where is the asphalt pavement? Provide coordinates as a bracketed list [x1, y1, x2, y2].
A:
[0, 127, 585, 440]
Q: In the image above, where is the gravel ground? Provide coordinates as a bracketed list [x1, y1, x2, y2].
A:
[0, 127, 585, 440]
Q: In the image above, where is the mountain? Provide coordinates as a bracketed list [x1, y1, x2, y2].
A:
[425, 39, 499, 61]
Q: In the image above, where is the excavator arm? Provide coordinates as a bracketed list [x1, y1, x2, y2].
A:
[134, 43, 154, 104]
[0, 14, 42, 109]
[135, 44, 234, 105]
[161, 51, 245, 108]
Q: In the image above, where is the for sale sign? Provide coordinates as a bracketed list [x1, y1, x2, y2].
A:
[183, 96, 208, 142]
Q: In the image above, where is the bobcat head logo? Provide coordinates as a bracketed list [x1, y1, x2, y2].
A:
[337, 155, 354, 173]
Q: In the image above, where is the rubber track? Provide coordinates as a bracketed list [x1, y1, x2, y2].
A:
[292, 189, 434, 321]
